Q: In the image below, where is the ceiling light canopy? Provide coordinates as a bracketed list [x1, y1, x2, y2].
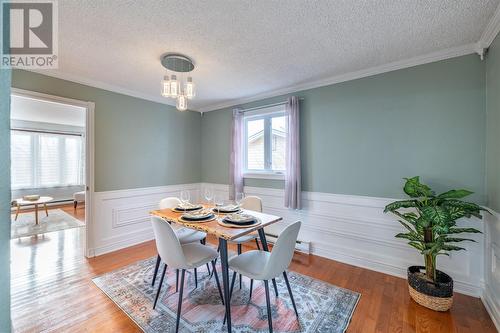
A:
[160, 53, 195, 111]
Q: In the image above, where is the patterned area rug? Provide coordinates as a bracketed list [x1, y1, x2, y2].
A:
[11, 208, 84, 239]
[92, 256, 360, 332]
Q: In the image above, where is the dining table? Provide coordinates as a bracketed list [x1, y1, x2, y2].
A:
[150, 205, 283, 333]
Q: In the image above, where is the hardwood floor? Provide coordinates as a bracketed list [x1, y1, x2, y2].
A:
[11, 206, 496, 332]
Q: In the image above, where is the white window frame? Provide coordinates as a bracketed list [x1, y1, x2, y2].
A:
[242, 105, 286, 180]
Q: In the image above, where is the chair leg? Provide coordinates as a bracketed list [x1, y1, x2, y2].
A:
[283, 271, 299, 319]
[176, 269, 179, 292]
[200, 238, 211, 275]
[73, 201, 77, 210]
[264, 280, 273, 333]
[255, 238, 261, 250]
[175, 269, 186, 333]
[249, 279, 254, 302]
[153, 264, 167, 309]
[211, 260, 224, 305]
[272, 278, 279, 298]
[194, 268, 198, 289]
[237, 244, 242, 289]
[152, 254, 161, 286]
[223, 272, 237, 325]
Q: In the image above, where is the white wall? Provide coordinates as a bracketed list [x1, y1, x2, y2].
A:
[483, 210, 500, 330]
[90, 182, 485, 298]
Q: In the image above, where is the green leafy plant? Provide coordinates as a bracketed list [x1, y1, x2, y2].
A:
[384, 176, 487, 282]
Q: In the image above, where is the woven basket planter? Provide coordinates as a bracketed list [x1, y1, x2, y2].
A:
[407, 266, 453, 312]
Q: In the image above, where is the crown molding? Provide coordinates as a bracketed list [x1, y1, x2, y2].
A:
[478, 2, 500, 49]
[198, 43, 478, 112]
[25, 69, 178, 109]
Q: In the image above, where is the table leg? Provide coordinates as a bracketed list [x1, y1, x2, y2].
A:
[44, 203, 48, 217]
[219, 238, 232, 333]
[258, 228, 279, 297]
[35, 204, 39, 225]
[14, 204, 20, 221]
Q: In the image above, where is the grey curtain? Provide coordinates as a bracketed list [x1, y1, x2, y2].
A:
[229, 108, 244, 200]
[284, 96, 301, 209]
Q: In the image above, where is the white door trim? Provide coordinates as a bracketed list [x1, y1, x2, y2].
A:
[10, 87, 95, 258]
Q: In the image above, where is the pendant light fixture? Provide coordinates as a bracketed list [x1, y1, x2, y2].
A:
[160, 54, 195, 111]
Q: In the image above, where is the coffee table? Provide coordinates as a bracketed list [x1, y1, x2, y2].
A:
[14, 196, 53, 225]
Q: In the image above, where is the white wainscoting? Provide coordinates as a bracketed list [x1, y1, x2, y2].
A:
[483, 209, 500, 330]
[90, 183, 200, 257]
[90, 182, 485, 298]
[201, 182, 485, 297]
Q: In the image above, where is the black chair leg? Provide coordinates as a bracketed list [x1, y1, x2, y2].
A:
[211, 260, 224, 305]
[223, 272, 237, 325]
[283, 271, 299, 319]
[176, 269, 179, 292]
[237, 244, 242, 289]
[194, 268, 198, 289]
[264, 280, 273, 333]
[249, 279, 254, 302]
[255, 238, 261, 250]
[153, 264, 167, 309]
[175, 269, 186, 333]
[272, 278, 279, 297]
[152, 254, 161, 286]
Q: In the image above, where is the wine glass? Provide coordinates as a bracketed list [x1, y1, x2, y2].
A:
[214, 194, 224, 208]
[180, 190, 190, 206]
[235, 192, 245, 207]
[204, 187, 213, 205]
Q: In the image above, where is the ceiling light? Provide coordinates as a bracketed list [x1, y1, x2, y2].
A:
[160, 54, 195, 111]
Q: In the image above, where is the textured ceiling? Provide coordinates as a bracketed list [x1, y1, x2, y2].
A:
[44, 0, 499, 111]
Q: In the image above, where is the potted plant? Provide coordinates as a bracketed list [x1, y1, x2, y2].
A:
[384, 176, 486, 311]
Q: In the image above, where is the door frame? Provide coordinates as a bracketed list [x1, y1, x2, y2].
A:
[11, 87, 95, 258]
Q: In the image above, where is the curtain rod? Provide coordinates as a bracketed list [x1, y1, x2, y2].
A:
[11, 128, 83, 137]
[239, 97, 304, 113]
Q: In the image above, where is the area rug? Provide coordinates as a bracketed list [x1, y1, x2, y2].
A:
[92, 256, 360, 332]
[11, 208, 84, 238]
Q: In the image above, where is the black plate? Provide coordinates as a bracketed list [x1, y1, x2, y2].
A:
[174, 205, 202, 212]
[222, 218, 256, 226]
[213, 207, 240, 213]
[182, 214, 215, 221]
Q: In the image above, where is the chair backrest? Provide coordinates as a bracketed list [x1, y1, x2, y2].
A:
[151, 216, 187, 269]
[159, 197, 181, 209]
[261, 221, 301, 280]
[240, 196, 262, 212]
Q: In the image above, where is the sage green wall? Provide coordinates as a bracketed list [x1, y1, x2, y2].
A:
[202, 55, 486, 202]
[486, 34, 500, 211]
[0, 68, 12, 331]
[12, 70, 202, 192]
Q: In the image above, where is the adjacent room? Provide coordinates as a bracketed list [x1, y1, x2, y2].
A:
[1, 1, 500, 333]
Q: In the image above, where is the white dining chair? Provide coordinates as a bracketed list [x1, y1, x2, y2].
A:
[151, 216, 224, 332]
[212, 196, 264, 290]
[151, 197, 210, 290]
[226, 221, 301, 333]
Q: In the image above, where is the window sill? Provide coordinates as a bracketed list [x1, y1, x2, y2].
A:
[243, 172, 285, 180]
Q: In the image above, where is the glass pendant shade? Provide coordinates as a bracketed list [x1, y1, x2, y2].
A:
[161, 75, 171, 97]
[185, 77, 195, 99]
[176, 94, 188, 111]
[170, 75, 179, 97]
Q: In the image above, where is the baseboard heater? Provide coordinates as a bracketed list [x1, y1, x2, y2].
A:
[264, 232, 311, 254]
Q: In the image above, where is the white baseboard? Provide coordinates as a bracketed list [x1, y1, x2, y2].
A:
[482, 283, 500, 332]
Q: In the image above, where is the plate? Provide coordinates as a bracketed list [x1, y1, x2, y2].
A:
[182, 209, 214, 220]
[223, 213, 255, 224]
[179, 215, 216, 223]
[217, 218, 261, 229]
[172, 204, 203, 212]
[213, 205, 240, 213]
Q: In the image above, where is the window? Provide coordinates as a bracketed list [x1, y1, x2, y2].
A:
[243, 106, 286, 177]
[11, 130, 84, 189]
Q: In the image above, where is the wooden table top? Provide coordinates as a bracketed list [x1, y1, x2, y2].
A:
[150, 207, 283, 241]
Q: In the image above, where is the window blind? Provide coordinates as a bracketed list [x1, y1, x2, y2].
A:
[11, 130, 84, 189]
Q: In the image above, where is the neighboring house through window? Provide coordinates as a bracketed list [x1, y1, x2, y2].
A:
[243, 104, 286, 177]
